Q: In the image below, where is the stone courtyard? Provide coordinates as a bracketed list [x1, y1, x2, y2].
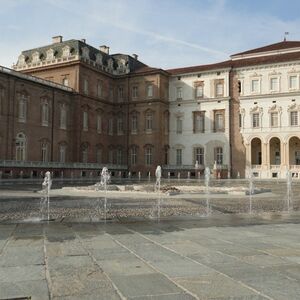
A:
[0, 180, 300, 299]
[0, 213, 299, 300]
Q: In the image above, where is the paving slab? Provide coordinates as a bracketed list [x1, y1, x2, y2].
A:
[110, 273, 183, 298]
[0, 279, 49, 300]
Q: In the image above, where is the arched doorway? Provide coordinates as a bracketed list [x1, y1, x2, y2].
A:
[251, 138, 262, 165]
[289, 136, 300, 166]
[269, 137, 281, 165]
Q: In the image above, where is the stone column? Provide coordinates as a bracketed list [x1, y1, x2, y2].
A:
[245, 143, 251, 167]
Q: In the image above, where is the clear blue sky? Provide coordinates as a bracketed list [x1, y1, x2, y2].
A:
[1, 0, 300, 69]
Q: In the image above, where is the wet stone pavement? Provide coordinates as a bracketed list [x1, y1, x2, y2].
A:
[0, 214, 299, 300]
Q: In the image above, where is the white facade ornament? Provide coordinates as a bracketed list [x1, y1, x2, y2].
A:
[96, 53, 103, 65]
[82, 47, 90, 59]
[46, 49, 55, 60]
[32, 51, 40, 63]
[62, 46, 70, 57]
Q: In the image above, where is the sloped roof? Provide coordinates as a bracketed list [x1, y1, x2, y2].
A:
[231, 41, 300, 57]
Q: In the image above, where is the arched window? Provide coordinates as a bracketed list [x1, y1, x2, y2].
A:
[41, 141, 49, 162]
[130, 146, 138, 165]
[81, 144, 89, 163]
[16, 133, 26, 161]
[41, 99, 49, 126]
[145, 111, 153, 132]
[144, 145, 153, 165]
[59, 144, 66, 163]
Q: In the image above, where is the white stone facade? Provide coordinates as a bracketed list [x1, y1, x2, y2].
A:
[167, 69, 231, 177]
[238, 60, 300, 178]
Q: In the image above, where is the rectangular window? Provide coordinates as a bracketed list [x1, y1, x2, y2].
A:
[108, 149, 114, 164]
[239, 113, 242, 128]
[176, 87, 182, 99]
[195, 148, 204, 165]
[215, 147, 223, 165]
[270, 112, 278, 127]
[131, 115, 138, 133]
[41, 144, 48, 163]
[118, 86, 124, 101]
[290, 111, 298, 126]
[62, 78, 69, 87]
[132, 86, 138, 99]
[117, 118, 123, 135]
[289, 76, 297, 89]
[83, 79, 89, 95]
[195, 82, 204, 98]
[18, 96, 27, 122]
[96, 148, 102, 163]
[131, 147, 137, 165]
[194, 112, 205, 133]
[97, 82, 102, 98]
[147, 84, 153, 98]
[145, 147, 152, 165]
[41, 101, 49, 126]
[59, 145, 66, 163]
[83, 111, 88, 131]
[216, 83, 224, 96]
[108, 118, 113, 135]
[270, 77, 279, 91]
[252, 113, 260, 128]
[176, 118, 183, 134]
[214, 110, 225, 132]
[97, 115, 102, 133]
[146, 113, 153, 131]
[176, 149, 182, 166]
[116, 149, 122, 164]
[60, 105, 67, 129]
[251, 79, 259, 93]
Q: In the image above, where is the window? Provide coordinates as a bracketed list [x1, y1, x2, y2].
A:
[62, 78, 69, 87]
[290, 111, 298, 126]
[164, 113, 169, 134]
[82, 146, 88, 163]
[239, 113, 242, 128]
[238, 81, 242, 94]
[270, 112, 278, 127]
[130, 147, 137, 165]
[83, 79, 89, 95]
[195, 82, 204, 98]
[97, 82, 102, 98]
[108, 149, 114, 164]
[195, 147, 204, 165]
[251, 79, 259, 93]
[132, 86, 138, 99]
[176, 117, 183, 134]
[216, 83, 224, 97]
[131, 114, 138, 133]
[147, 84, 153, 98]
[176, 149, 182, 166]
[108, 118, 114, 135]
[289, 75, 298, 89]
[18, 94, 27, 122]
[116, 149, 123, 164]
[118, 86, 124, 101]
[95, 115, 102, 133]
[117, 117, 124, 135]
[295, 151, 300, 165]
[96, 148, 102, 163]
[109, 87, 114, 102]
[270, 77, 279, 91]
[145, 112, 153, 132]
[176, 87, 182, 99]
[193, 112, 205, 133]
[214, 110, 225, 132]
[145, 147, 152, 165]
[83, 111, 88, 131]
[41, 142, 49, 162]
[252, 113, 260, 128]
[15, 133, 26, 161]
[164, 147, 169, 165]
[59, 145, 66, 163]
[41, 100, 49, 126]
[60, 104, 67, 129]
[0, 87, 3, 115]
[215, 147, 223, 165]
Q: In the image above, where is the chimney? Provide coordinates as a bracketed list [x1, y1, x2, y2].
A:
[132, 54, 138, 60]
[52, 35, 63, 44]
[81, 39, 86, 43]
[100, 45, 109, 54]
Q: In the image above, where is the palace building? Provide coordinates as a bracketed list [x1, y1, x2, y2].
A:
[1, 36, 300, 179]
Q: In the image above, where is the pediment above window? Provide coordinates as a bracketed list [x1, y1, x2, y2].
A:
[268, 104, 282, 113]
[250, 105, 262, 114]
